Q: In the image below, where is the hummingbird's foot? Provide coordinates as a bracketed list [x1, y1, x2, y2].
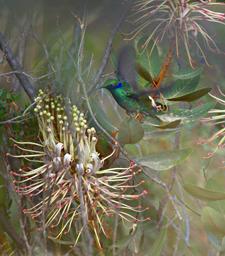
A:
[159, 93, 168, 112]
[111, 130, 119, 141]
[134, 113, 144, 122]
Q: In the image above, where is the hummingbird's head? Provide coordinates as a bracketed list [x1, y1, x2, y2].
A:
[101, 79, 123, 92]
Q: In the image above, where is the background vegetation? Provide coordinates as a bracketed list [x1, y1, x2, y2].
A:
[0, 0, 224, 255]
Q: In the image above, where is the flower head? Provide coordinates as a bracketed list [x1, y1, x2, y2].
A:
[9, 90, 149, 248]
[200, 88, 225, 158]
[130, 0, 225, 66]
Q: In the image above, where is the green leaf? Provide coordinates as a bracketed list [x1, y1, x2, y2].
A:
[170, 102, 215, 122]
[172, 67, 203, 80]
[163, 68, 202, 99]
[201, 207, 225, 237]
[150, 228, 167, 256]
[206, 172, 225, 214]
[90, 100, 117, 133]
[136, 39, 161, 79]
[154, 119, 181, 129]
[183, 183, 225, 201]
[117, 118, 144, 145]
[137, 148, 192, 171]
[167, 88, 211, 102]
[221, 237, 225, 253]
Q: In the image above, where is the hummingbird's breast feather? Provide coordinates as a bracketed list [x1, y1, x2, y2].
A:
[112, 88, 145, 113]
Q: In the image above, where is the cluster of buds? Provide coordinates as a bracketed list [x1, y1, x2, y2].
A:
[200, 88, 225, 158]
[8, 90, 149, 248]
[130, 0, 225, 66]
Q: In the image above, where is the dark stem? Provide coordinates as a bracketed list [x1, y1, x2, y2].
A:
[0, 32, 36, 101]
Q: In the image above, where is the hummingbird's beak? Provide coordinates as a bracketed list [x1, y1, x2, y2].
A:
[98, 83, 107, 90]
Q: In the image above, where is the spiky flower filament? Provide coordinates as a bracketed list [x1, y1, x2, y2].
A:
[200, 89, 225, 158]
[131, 0, 225, 66]
[9, 89, 149, 248]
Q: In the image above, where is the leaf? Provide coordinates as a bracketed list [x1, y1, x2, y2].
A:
[137, 148, 192, 171]
[167, 88, 211, 102]
[201, 207, 225, 237]
[172, 67, 203, 80]
[135, 38, 161, 79]
[206, 172, 225, 214]
[154, 119, 181, 129]
[221, 237, 225, 253]
[90, 100, 117, 133]
[117, 118, 144, 145]
[163, 68, 202, 99]
[169, 102, 215, 122]
[183, 183, 225, 201]
[136, 63, 154, 84]
[150, 228, 167, 256]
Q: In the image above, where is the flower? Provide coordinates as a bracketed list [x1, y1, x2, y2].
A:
[200, 88, 225, 158]
[130, 0, 225, 66]
[8, 90, 149, 248]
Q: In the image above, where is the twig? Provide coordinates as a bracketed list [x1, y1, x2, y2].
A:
[143, 170, 183, 221]
[0, 32, 36, 101]
[31, 30, 56, 77]
[0, 70, 54, 81]
[77, 170, 93, 256]
[87, 0, 133, 95]
[0, 101, 35, 125]
[112, 215, 119, 256]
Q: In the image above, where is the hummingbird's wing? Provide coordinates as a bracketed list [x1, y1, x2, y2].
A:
[136, 63, 155, 85]
[117, 45, 138, 91]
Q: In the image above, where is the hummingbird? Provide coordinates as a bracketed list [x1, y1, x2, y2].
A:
[101, 45, 167, 119]
[103, 79, 165, 118]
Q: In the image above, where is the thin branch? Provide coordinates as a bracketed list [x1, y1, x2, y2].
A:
[0, 32, 36, 101]
[87, 0, 133, 95]
[0, 70, 54, 81]
[0, 101, 35, 125]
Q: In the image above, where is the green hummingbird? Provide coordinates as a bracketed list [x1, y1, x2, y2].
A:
[101, 45, 166, 119]
[102, 79, 164, 118]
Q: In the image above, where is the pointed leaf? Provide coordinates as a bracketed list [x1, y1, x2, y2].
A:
[136, 63, 154, 84]
[201, 207, 225, 237]
[167, 88, 211, 102]
[172, 67, 203, 80]
[183, 183, 225, 201]
[137, 148, 192, 171]
[135, 39, 161, 79]
[163, 68, 202, 99]
[154, 119, 181, 129]
[117, 118, 144, 145]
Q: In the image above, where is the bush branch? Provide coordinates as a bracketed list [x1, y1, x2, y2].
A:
[0, 32, 36, 101]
